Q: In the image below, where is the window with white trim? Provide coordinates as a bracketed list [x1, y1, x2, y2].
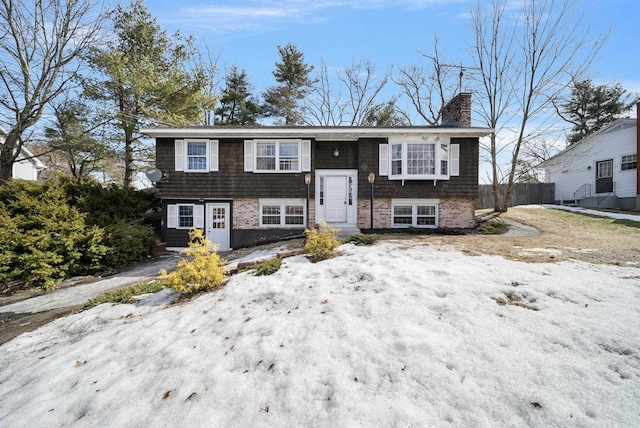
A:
[622, 154, 637, 170]
[382, 136, 455, 180]
[246, 139, 311, 173]
[178, 205, 195, 228]
[392, 200, 438, 228]
[259, 199, 306, 227]
[166, 204, 205, 229]
[174, 139, 218, 172]
[597, 159, 613, 178]
[187, 141, 207, 171]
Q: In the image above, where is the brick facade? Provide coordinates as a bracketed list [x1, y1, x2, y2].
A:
[234, 198, 315, 229]
[358, 198, 392, 229]
[233, 198, 259, 228]
[439, 199, 476, 229]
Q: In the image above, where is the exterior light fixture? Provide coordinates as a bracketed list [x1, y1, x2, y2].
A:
[368, 172, 375, 232]
[333, 148, 340, 157]
[304, 173, 312, 228]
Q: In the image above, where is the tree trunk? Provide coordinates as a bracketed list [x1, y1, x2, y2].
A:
[123, 135, 134, 188]
[0, 130, 22, 184]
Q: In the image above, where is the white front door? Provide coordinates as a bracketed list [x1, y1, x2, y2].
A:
[206, 203, 230, 251]
[325, 176, 348, 223]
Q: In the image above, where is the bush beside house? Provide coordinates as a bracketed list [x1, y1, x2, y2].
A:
[0, 177, 160, 291]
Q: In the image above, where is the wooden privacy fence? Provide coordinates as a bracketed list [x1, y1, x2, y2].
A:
[476, 183, 555, 210]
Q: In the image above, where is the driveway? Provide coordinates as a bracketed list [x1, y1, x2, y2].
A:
[0, 253, 181, 345]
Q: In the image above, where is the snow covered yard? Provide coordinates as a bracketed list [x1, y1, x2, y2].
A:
[1, 240, 639, 427]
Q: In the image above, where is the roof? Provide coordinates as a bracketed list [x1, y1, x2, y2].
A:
[0, 125, 46, 170]
[539, 117, 637, 168]
[18, 146, 46, 170]
[140, 126, 494, 141]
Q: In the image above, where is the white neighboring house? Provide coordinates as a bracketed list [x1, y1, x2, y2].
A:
[540, 110, 639, 210]
[0, 126, 46, 181]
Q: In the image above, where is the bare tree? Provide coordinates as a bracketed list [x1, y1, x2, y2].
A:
[394, 36, 460, 125]
[470, 0, 604, 211]
[304, 59, 394, 126]
[0, 0, 105, 183]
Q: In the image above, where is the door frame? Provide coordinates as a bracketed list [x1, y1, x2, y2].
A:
[206, 202, 231, 251]
[595, 159, 614, 194]
[315, 169, 358, 227]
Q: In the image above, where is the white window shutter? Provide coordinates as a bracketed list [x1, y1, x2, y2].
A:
[194, 205, 205, 228]
[244, 140, 254, 172]
[209, 139, 219, 172]
[175, 140, 184, 171]
[450, 144, 460, 176]
[167, 205, 177, 228]
[379, 144, 389, 176]
[301, 140, 311, 172]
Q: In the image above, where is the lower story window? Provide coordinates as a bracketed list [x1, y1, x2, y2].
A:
[392, 200, 438, 228]
[178, 205, 194, 228]
[260, 199, 306, 227]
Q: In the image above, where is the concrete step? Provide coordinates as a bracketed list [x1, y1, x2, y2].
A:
[578, 195, 618, 209]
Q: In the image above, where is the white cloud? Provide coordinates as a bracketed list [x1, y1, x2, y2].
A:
[163, 0, 464, 34]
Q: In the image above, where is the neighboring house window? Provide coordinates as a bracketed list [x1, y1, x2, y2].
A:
[622, 154, 637, 170]
[174, 139, 218, 172]
[597, 159, 613, 178]
[381, 137, 458, 180]
[259, 199, 306, 227]
[391, 200, 438, 228]
[166, 204, 205, 229]
[245, 139, 311, 173]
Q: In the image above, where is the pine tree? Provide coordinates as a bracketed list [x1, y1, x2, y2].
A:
[557, 79, 638, 144]
[263, 44, 315, 125]
[83, 0, 205, 187]
[215, 66, 260, 125]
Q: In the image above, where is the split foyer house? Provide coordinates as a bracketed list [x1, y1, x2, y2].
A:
[540, 103, 639, 210]
[142, 93, 493, 250]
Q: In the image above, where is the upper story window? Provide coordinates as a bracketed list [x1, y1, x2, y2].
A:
[381, 136, 459, 180]
[245, 139, 311, 173]
[187, 142, 207, 171]
[174, 139, 218, 172]
[256, 141, 299, 171]
[622, 154, 637, 171]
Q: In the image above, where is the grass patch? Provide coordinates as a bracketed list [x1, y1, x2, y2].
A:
[342, 233, 380, 246]
[478, 220, 509, 235]
[82, 281, 166, 309]
[250, 258, 282, 276]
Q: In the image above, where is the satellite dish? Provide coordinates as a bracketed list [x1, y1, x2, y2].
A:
[145, 168, 164, 183]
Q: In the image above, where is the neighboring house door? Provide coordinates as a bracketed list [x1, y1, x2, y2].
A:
[325, 176, 348, 222]
[206, 203, 230, 251]
[595, 159, 613, 193]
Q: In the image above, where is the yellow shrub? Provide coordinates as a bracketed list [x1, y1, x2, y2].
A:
[160, 229, 227, 293]
[304, 223, 340, 262]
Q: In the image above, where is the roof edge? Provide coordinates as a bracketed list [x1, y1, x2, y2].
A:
[140, 126, 494, 140]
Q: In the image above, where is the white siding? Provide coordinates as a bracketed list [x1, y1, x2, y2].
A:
[543, 122, 637, 200]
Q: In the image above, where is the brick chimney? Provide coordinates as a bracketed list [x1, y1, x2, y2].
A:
[440, 93, 472, 127]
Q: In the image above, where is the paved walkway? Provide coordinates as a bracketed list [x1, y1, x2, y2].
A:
[0, 253, 181, 315]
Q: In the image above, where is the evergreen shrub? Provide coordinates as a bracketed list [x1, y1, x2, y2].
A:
[304, 224, 340, 262]
[160, 229, 227, 293]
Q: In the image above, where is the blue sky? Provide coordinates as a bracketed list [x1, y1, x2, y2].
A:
[145, 0, 640, 114]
